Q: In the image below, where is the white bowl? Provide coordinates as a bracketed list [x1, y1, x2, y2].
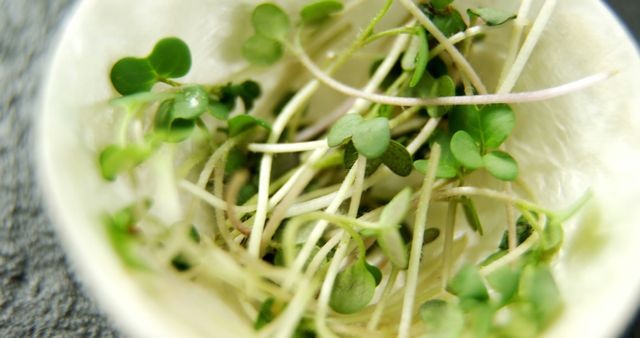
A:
[38, 0, 640, 337]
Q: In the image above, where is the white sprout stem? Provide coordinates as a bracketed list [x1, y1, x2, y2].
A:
[349, 156, 367, 218]
[266, 279, 318, 338]
[249, 154, 273, 257]
[429, 25, 486, 61]
[399, 144, 441, 338]
[367, 268, 400, 330]
[398, 0, 488, 94]
[248, 140, 328, 153]
[179, 180, 256, 214]
[497, 0, 558, 94]
[296, 49, 614, 107]
[304, 232, 343, 281]
[269, 147, 327, 208]
[196, 139, 237, 188]
[480, 232, 540, 276]
[407, 117, 441, 154]
[497, 0, 533, 88]
[441, 200, 457, 291]
[437, 187, 552, 215]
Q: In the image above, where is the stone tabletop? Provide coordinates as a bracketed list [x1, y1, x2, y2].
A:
[0, 1, 638, 337]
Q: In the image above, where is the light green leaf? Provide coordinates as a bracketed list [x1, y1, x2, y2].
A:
[329, 261, 376, 314]
[483, 151, 518, 181]
[242, 34, 284, 65]
[380, 140, 413, 177]
[228, 115, 272, 137]
[520, 264, 563, 329]
[419, 299, 464, 338]
[352, 117, 391, 159]
[468, 8, 517, 26]
[99, 144, 151, 181]
[480, 104, 515, 149]
[450, 130, 483, 170]
[432, 9, 467, 37]
[343, 141, 383, 175]
[377, 227, 408, 269]
[300, 0, 343, 24]
[172, 86, 209, 119]
[252, 3, 291, 40]
[424, 228, 440, 244]
[427, 75, 456, 117]
[365, 261, 383, 286]
[328, 114, 363, 147]
[409, 27, 429, 88]
[446, 264, 489, 302]
[379, 187, 412, 228]
[487, 266, 521, 304]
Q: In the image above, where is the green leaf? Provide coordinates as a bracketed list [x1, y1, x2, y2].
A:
[483, 151, 518, 181]
[499, 215, 534, 250]
[225, 147, 247, 175]
[425, 129, 461, 179]
[104, 206, 144, 268]
[300, 0, 344, 24]
[365, 261, 383, 286]
[468, 8, 517, 26]
[460, 196, 483, 235]
[377, 227, 408, 269]
[148, 37, 192, 78]
[539, 220, 563, 259]
[237, 80, 262, 111]
[450, 130, 483, 170]
[99, 144, 151, 181]
[409, 27, 429, 88]
[343, 141, 383, 176]
[352, 117, 391, 159]
[487, 266, 521, 304]
[327, 114, 363, 147]
[431, 9, 467, 37]
[447, 264, 489, 302]
[448, 105, 482, 141]
[172, 86, 209, 119]
[170, 253, 192, 272]
[254, 298, 276, 329]
[329, 261, 376, 314]
[520, 264, 563, 329]
[419, 299, 464, 338]
[464, 301, 494, 338]
[154, 99, 195, 143]
[228, 114, 271, 137]
[480, 104, 515, 149]
[430, 0, 454, 12]
[424, 228, 440, 244]
[242, 34, 284, 65]
[110, 57, 156, 95]
[427, 75, 456, 118]
[379, 187, 412, 228]
[493, 303, 539, 338]
[252, 3, 291, 40]
[480, 250, 507, 267]
[380, 140, 413, 176]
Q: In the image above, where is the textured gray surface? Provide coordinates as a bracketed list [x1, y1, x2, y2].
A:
[0, 1, 637, 338]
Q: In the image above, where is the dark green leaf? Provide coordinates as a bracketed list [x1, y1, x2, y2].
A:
[148, 37, 191, 78]
[460, 196, 483, 235]
[242, 35, 284, 65]
[380, 140, 413, 176]
[424, 228, 440, 244]
[365, 261, 383, 286]
[448, 105, 482, 141]
[99, 144, 151, 181]
[352, 117, 391, 159]
[447, 264, 489, 301]
[426, 75, 456, 117]
[237, 80, 262, 111]
[110, 57, 156, 95]
[409, 27, 429, 88]
[468, 8, 517, 26]
[328, 114, 363, 147]
[252, 3, 291, 40]
[430, 0, 454, 12]
[329, 261, 376, 314]
[450, 130, 483, 170]
[520, 264, 563, 329]
[189, 225, 201, 243]
[343, 141, 382, 176]
[170, 253, 192, 272]
[419, 299, 464, 338]
[425, 129, 461, 179]
[300, 0, 344, 24]
[431, 9, 467, 37]
[209, 102, 233, 120]
[499, 215, 534, 250]
[255, 298, 276, 329]
[228, 114, 272, 137]
[377, 227, 408, 269]
[483, 151, 518, 181]
[225, 147, 247, 175]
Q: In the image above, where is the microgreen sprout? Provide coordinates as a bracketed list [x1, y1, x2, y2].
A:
[97, 1, 606, 336]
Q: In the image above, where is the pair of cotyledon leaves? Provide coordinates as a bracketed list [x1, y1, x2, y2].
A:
[415, 104, 519, 182]
[328, 115, 413, 177]
[242, 1, 343, 65]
